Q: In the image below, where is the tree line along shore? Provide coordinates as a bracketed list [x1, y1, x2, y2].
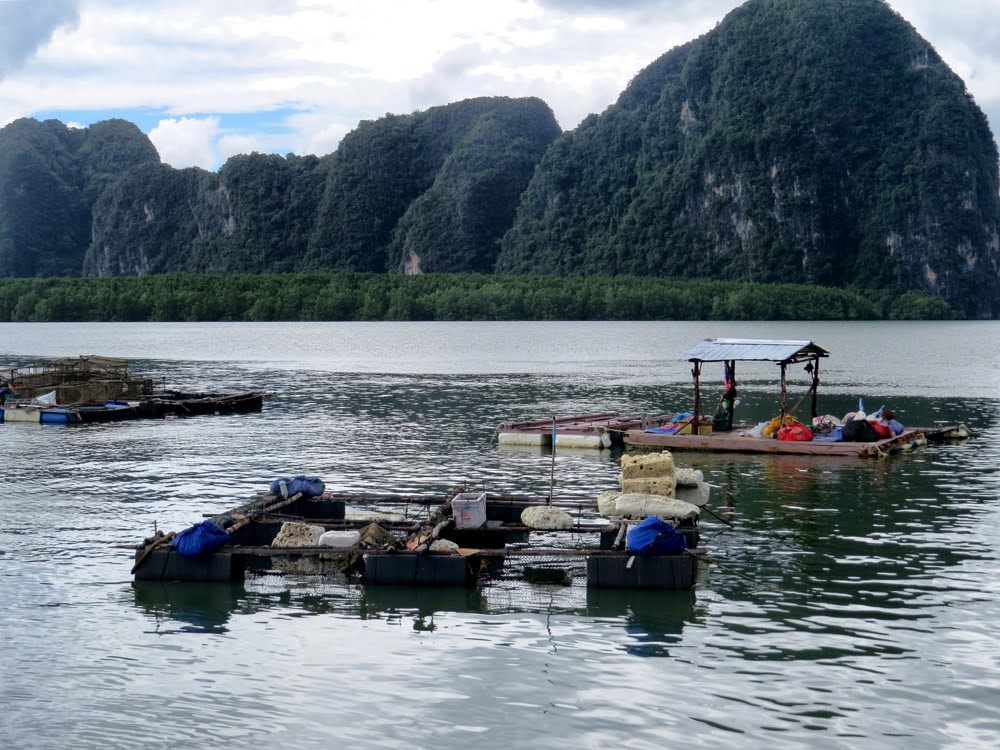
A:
[0, 273, 956, 322]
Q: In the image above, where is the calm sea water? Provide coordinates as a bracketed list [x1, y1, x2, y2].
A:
[1, 321, 998, 749]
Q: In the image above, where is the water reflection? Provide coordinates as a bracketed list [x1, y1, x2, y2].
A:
[132, 581, 249, 634]
[130, 576, 702, 652]
[585, 588, 697, 656]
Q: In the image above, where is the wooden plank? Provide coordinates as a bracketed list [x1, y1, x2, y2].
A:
[623, 428, 926, 457]
[499, 412, 675, 436]
[501, 412, 622, 430]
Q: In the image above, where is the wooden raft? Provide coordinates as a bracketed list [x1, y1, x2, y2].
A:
[624, 427, 928, 457]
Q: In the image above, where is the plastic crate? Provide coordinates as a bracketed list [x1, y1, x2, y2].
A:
[452, 491, 487, 529]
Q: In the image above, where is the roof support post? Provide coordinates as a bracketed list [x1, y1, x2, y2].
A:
[779, 362, 788, 424]
[810, 356, 821, 419]
[692, 360, 702, 428]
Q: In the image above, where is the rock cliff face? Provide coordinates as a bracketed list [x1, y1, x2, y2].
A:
[305, 96, 561, 274]
[0, 118, 159, 276]
[496, 0, 1000, 317]
[83, 96, 560, 276]
[84, 154, 330, 275]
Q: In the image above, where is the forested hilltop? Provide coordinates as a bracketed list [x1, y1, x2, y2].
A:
[0, 0, 998, 320]
[497, 0, 1000, 317]
[0, 118, 159, 276]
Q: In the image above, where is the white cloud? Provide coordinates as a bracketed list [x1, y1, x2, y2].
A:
[148, 116, 221, 169]
[0, 0, 79, 78]
[0, 0, 996, 169]
[218, 133, 263, 162]
[283, 110, 352, 158]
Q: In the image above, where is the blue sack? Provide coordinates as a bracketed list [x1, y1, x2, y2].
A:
[626, 516, 688, 556]
[269, 475, 325, 498]
[173, 520, 229, 558]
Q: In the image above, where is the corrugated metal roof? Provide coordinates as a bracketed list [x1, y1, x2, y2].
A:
[680, 338, 829, 363]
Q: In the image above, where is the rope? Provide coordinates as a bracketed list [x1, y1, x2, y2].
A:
[787, 383, 818, 419]
[130, 531, 176, 575]
[684, 548, 783, 592]
[699, 503, 735, 528]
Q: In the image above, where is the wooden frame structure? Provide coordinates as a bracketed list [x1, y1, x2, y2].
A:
[681, 338, 830, 431]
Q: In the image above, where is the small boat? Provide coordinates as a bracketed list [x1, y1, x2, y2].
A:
[131, 484, 704, 591]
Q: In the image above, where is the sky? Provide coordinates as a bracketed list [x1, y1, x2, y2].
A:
[0, 0, 997, 171]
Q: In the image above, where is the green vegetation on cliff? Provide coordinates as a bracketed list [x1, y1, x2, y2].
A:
[84, 154, 331, 275]
[0, 118, 158, 277]
[305, 96, 561, 273]
[80, 97, 561, 277]
[496, 0, 1000, 318]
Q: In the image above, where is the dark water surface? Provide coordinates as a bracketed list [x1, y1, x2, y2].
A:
[1, 321, 998, 749]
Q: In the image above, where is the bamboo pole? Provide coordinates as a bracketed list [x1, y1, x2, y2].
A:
[222, 492, 304, 534]
[229, 546, 705, 558]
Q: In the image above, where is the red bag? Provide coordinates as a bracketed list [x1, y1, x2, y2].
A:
[777, 422, 813, 441]
[869, 420, 892, 439]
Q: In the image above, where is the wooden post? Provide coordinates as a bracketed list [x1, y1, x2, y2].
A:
[727, 359, 737, 428]
[692, 361, 702, 429]
[810, 356, 821, 419]
[779, 362, 787, 423]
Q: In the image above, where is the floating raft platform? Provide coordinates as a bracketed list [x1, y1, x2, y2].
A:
[498, 410, 969, 457]
[1, 355, 264, 425]
[131, 489, 702, 590]
[497, 412, 674, 449]
[0, 391, 265, 424]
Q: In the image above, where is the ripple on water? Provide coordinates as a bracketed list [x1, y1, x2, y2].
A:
[2, 326, 1000, 748]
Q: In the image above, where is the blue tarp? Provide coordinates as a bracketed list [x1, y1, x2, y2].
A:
[626, 516, 688, 555]
[646, 413, 695, 434]
[269, 475, 325, 498]
[174, 520, 229, 558]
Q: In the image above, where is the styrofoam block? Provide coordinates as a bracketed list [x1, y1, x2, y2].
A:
[521, 505, 574, 530]
[271, 522, 325, 547]
[615, 493, 700, 521]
